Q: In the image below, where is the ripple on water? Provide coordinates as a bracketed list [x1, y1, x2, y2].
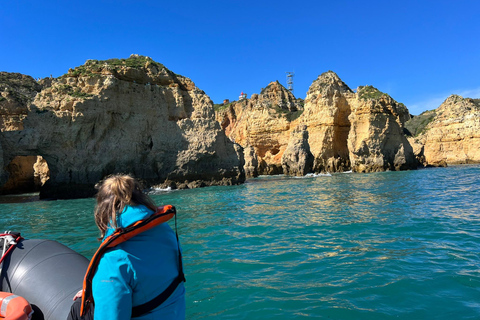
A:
[1, 165, 480, 319]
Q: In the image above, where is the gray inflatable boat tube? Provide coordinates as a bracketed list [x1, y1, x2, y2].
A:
[0, 239, 89, 320]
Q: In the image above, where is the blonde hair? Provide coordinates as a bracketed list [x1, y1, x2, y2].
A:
[94, 174, 156, 238]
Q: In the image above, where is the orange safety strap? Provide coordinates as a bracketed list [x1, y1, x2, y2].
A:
[80, 205, 176, 316]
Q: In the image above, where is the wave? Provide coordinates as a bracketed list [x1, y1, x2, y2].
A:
[147, 186, 172, 194]
[296, 172, 332, 178]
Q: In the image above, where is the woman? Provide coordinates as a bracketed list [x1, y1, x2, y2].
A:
[69, 174, 185, 320]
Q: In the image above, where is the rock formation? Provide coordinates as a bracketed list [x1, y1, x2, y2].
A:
[243, 145, 259, 178]
[0, 73, 49, 193]
[215, 81, 303, 176]
[0, 55, 244, 199]
[1, 156, 49, 194]
[409, 95, 480, 165]
[281, 125, 314, 175]
[347, 86, 416, 172]
[0, 72, 42, 131]
[216, 71, 418, 175]
[6, 57, 476, 198]
[301, 71, 354, 172]
[297, 72, 416, 173]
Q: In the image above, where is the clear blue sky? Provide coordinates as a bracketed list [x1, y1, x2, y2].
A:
[1, 0, 479, 115]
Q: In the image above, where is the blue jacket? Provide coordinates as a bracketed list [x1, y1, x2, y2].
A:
[92, 204, 186, 320]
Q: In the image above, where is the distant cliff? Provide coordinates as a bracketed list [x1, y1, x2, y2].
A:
[216, 71, 417, 176]
[407, 95, 480, 166]
[347, 85, 415, 172]
[0, 55, 244, 199]
[215, 80, 303, 177]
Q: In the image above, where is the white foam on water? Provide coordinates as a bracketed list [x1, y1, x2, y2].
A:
[148, 186, 172, 194]
[294, 172, 332, 178]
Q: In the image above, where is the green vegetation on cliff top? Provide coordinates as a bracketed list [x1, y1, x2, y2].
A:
[0, 72, 42, 104]
[214, 102, 233, 112]
[357, 85, 390, 100]
[54, 84, 94, 99]
[64, 55, 166, 77]
[405, 109, 437, 136]
[357, 85, 408, 114]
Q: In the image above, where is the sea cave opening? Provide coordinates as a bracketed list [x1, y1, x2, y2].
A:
[0, 155, 50, 195]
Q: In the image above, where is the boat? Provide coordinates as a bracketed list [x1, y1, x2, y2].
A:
[1, 234, 89, 320]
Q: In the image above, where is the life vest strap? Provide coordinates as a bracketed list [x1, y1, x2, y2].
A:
[131, 272, 184, 318]
[131, 210, 186, 318]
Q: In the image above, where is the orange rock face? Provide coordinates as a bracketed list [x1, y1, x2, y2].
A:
[415, 95, 480, 165]
[216, 81, 303, 176]
[217, 72, 417, 176]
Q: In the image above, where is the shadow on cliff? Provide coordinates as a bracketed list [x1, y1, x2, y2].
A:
[0, 100, 244, 199]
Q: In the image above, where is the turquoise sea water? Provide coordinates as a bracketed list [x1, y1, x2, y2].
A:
[1, 165, 480, 319]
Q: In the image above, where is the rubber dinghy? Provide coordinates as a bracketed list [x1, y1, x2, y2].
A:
[1, 238, 89, 320]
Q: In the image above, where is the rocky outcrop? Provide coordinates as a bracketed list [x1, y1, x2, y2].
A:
[0, 55, 244, 199]
[258, 81, 301, 112]
[406, 137, 428, 167]
[215, 81, 303, 177]
[215, 71, 418, 176]
[412, 95, 480, 165]
[0, 72, 42, 131]
[243, 145, 259, 178]
[0, 73, 50, 194]
[0, 156, 49, 194]
[347, 86, 416, 172]
[281, 125, 313, 175]
[10, 59, 474, 198]
[301, 71, 354, 172]
[300, 72, 416, 173]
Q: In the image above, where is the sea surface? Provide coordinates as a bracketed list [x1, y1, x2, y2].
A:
[1, 165, 480, 319]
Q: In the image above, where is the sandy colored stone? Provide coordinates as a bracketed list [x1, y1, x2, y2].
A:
[216, 71, 418, 176]
[301, 72, 416, 173]
[243, 145, 259, 178]
[347, 94, 416, 172]
[416, 95, 480, 165]
[216, 81, 303, 176]
[0, 73, 50, 193]
[281, 125, 314, 176]
[407, 137, 427, 167]
[0, 72, 42, 131]
[0, 56, 244, 198]
[301, 71, 354, 172]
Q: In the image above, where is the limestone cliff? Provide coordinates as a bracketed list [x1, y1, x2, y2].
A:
[216, 71, 418, 176]
[215, 81, 303, 176]
[0, 73, 49, 193]
[300, 72, 416, 173]
[0, 72, 42, 131]
[347, 86, 416, 172]
[411, 95, 480, 165]
[281, 125, 314, 175]
[0, 55, 244, 199]
[301, 71, 354, 172]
